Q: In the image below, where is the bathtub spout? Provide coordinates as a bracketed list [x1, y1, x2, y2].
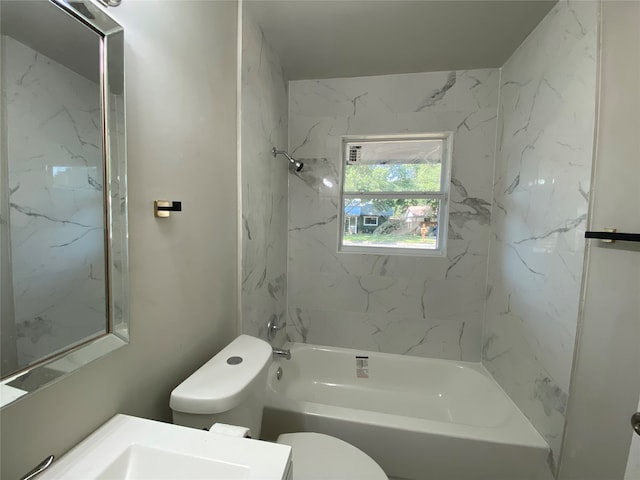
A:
[272, 347, 291, 360]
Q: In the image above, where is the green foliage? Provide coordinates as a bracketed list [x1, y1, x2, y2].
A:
[344, 233, 437, 247]
[344, 163, 442, 193]
[344, 163, 442, 218]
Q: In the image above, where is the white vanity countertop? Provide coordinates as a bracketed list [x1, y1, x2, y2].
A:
[38, 414, 292, 480]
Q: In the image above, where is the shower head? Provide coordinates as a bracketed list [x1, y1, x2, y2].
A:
[272, 147, 303, 172]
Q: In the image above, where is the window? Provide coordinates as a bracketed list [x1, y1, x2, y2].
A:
[339, 133, 452, 255]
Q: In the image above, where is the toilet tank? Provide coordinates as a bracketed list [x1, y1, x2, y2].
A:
[170, 334, 273, 438]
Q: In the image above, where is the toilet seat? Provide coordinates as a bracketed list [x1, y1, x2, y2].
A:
[277, 432, 388, 480]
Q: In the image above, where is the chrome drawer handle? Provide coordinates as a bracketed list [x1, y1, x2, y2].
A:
[21, 455, 54, 480]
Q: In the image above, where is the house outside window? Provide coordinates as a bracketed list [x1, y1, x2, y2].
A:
[339, 133, 452, 256]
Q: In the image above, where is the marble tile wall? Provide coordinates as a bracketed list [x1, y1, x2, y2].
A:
[286, 68, 500, 360]
[240, 15, 289, 344]
[3, 36, 106, 368]
[482, 1, 598, 469]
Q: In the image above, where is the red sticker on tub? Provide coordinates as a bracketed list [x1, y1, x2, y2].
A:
[356, 356, 369, 378]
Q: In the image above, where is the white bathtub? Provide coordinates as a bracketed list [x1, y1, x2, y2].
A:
[262, 343, 551, 480]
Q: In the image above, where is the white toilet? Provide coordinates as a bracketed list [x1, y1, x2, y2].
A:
[170, 334, 388, 480]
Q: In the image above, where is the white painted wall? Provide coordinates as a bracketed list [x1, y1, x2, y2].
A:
[0, 2, 238, 479]
[558, 2, 640, 478]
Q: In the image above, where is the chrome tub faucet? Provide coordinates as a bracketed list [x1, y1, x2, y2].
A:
[272, 347, 291, 360]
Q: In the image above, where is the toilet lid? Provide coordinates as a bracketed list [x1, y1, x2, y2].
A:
[277, 432, 388, 480]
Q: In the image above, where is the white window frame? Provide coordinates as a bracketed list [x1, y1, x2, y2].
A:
[338, 133, 453, 257]
[363, 216, 379, 226]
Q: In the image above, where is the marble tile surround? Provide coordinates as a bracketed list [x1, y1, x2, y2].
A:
[284, 3, 597, 470]
[3, 36, 106, 368]
[482, 1, 598, 468]
[240, 15, 289, 345]
[243, 3, 596, 472]
[286, 68, 500, 361]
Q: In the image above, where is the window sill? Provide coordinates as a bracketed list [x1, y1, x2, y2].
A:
[338, 244, 446, 257]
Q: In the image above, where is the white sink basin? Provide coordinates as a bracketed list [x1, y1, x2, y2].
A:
[38, 415, 292, 479]
[96, 445, 250, 479]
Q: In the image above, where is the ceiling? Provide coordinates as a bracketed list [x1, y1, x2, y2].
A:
[1, 0, 100, 83]
[245, 0, 557, 80]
